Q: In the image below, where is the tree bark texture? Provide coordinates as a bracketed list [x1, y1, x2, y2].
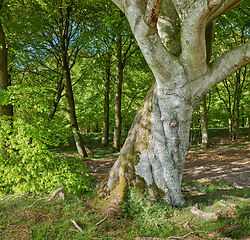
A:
[0, 19, 13, 156]
[102, 0, 250, 206]
[101, 54, 111, 146]
[113, 31, 123, 151]
[0, 19, 12, 118]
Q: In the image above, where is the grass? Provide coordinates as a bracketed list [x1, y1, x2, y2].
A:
[0, 186, 249, 239]
[0, 132, 249, 239]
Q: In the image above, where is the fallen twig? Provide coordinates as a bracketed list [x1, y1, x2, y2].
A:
[134, 231, 206, 240]
[95, 215, 109, 226]
[26, 187, 64, 208]
[26, 197, 49, 208]
[71, 220, 84, 233]
[0, 192, 29, 201]
[167, 230, 206, 239]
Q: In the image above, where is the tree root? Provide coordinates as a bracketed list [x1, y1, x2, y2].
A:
[190, 204, 222, 220]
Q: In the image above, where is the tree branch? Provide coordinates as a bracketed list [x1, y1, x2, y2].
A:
[193, 41, 250, 97]
[207, 0, 244, 24]
[207, 41, 250, 89]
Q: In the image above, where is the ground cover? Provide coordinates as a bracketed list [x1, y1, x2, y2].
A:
[0, 133, 249, 239]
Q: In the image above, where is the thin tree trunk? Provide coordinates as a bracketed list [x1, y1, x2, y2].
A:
[101, 55, 111, 146]
[232, 70, 241, 141]
[47, 78, 64, 123]
[199, 21, 215, 148]
[62, 56, 88, 158]
[0, 19, 13, 156]
[112, 32, 123, 152]
[200, 94, 209, 148]
[60, 8, 87, 158]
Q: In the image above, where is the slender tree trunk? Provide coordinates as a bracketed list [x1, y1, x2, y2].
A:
[101, 56, 111, 146]
[60, 8, 87, 158]
[199, 21, 215, 148]
[200, 94, 209, 148]
[0, 19, 13, 156]
[232, 70, 241, 141]
[62, 55, 88, 158]
[112, 32, 123, 152]
[47, 78, 64, 123]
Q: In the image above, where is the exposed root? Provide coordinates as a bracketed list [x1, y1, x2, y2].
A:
[190, 204, 222, 220]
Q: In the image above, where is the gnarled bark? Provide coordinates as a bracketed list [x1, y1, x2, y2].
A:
[101, 0, 250, 207]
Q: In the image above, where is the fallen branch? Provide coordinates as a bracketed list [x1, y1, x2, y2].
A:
[134, 231, 206, 240]
[71, 220, 84, 233]
[222, 195, 250, 202]
[207, 224, 241, 238]
[190, 204, 222, 220]
[167, 231, 206, 239]
[214, 200, 236, 218]
[95, 215, 109, 226]
[48, 187, 64, 201]
[0, 192, 29, 201]
[26, 197, 49, 208]
[26, 187, 64, 208]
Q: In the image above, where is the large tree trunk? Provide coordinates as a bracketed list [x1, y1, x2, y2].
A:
[103, 0, 250, 207]
[102, 84, 193, 206]
[0, 19, 13, 156]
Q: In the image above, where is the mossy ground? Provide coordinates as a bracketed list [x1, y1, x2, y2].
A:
[0, 132, 249, 239]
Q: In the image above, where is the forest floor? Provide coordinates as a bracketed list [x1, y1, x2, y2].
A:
[85, 136, 250, 189]
[0, 134, 249, 240]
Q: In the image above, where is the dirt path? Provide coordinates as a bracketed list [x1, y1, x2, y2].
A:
[87, 140, 250, 188]
[184, 143, 250, 188]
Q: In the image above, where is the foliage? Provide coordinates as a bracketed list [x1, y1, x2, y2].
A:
[0, 85, 92, 195]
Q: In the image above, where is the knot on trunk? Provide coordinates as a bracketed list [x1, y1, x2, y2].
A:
[170, 120, 178, 127]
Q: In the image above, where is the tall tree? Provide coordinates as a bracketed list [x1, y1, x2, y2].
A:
[101, 50, 112, 146]
[12, 0, 101, 157]
[0, 6, 13, 155]
[112, 13, 138, 152]
[101, 0, 249, 206]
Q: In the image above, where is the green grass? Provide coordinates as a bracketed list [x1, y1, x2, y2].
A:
[0, 187, 249, 239]
[0, 132, 249, 239]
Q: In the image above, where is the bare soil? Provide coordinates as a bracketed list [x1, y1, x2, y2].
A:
[87, 137, 250, 189]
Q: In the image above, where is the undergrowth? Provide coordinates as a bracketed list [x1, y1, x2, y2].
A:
[0, 184, 249, 240]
